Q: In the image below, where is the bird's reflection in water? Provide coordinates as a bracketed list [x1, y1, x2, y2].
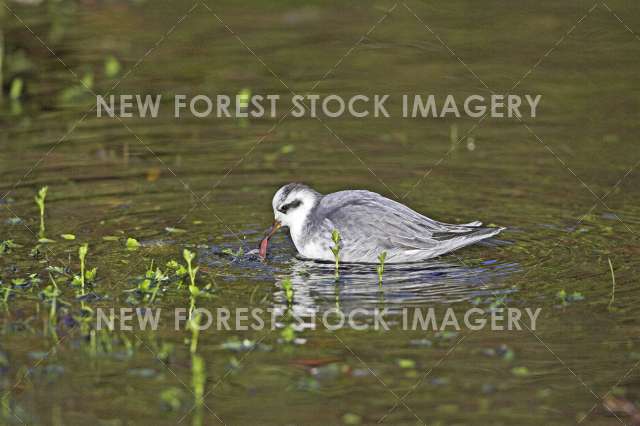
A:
[206, 236, 517, 319]
[271, 256, 518, 316]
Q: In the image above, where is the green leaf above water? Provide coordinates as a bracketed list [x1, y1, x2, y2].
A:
[237, 88, 251, 108]
[397, 359, 416, 369]
[9, 78, 23, 100]
[511, 366, 530, 377]
[342, 413, 362, 425]
[104, 55, 121, 78]
[556, 289, 585, 305]
[0, 240, 22, 254]
[126, 238, 140, 251]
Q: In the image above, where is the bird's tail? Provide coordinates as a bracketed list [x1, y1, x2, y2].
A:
[430, 225, 505, 257]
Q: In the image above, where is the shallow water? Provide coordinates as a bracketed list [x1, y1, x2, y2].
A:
[1, 0, 640, 424]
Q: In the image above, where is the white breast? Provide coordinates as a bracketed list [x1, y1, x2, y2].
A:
[288, 219, 333, 262]
[298, 238, 333, 261]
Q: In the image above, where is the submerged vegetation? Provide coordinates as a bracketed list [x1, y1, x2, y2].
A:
[377, 251, 387, 285]
[331, 229, 341, 281]
[282, 278, 294, 306]
[34, 186, 47, 239]
[77, 243, 89, 290]
[608, 257, 616, 310]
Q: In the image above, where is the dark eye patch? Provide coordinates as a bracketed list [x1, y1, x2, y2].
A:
[279, 199, 302, 213]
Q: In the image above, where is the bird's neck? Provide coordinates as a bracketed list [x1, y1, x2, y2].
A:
[288, 204, 317, 250]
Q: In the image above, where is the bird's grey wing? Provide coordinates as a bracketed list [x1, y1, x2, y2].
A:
[309, 191, 438, 261]
[310, 191, 497, 262]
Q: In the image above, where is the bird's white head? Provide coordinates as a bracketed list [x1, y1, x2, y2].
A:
[271, 183, 321, 234]
[258, 183, 322, 259]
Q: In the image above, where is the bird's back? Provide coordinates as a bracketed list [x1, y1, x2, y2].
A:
[300, 190, 501, 263]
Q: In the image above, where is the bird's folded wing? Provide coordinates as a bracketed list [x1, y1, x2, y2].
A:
[315, 191, 442, 251]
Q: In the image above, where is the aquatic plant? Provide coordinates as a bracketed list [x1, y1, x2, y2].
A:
[188, 312, 202, 354]
[59, 72, 93, 104]
[34, 186, 48, 238]
[342, 413, 362, 425]
[166, 259, 188, 289]
[160, 388, 184, 412]
[331, 229, 341, 281]
[126, 237, 140, 251]
[397, 358, 416, 369]
[282, 278, 294, 305]
[0, 239, 20, 255]
[41, 273, 62, 324]
[149, 267, 168, 304]
[10, 78, 22, 100]
[104, 55, 121, 78]
[191, 354, 205, 426]
[1, 393, 10, 422]
[76, 244, 89, 290]
[556, 289, 584, 305]
[89, 329, 98, 357]
[183, 249, 198, 289]
[511, 366, 530, 377]
[608, 257, 616, 310]
[280, 324, 296, 343]
[221, 247, 244, 258]
[126, 261, 170, 304]
[377, 251, 387, 285]
[1, 284, 10, 304]
[183, 249, 200, 313]
[237, 88, 251, 108]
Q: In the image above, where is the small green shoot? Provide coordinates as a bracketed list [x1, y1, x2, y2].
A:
[1, 390, 10, 421]
[60, 234, 76, 240]
[556, 289, 584, 305]
[282, 278, 294, 305]
[189, 312, 202, 354]
[237, 88, 251, 108]
[104, 55, 121, 78]
[10, 77, 23, 100]
[191, 354, 205, 426]
[331, 229, 341, 281]
[608, 257, 616, 310]
[221, 247, 244, 258]
[167, 259, 188, 289]
[42, 273, 61, 324]
[1, 285, 11, 304]
[183, 249, 203, 313]
[160, 388, 184, 412]
[78, 244, 88, 290]
[377, 251, 387, 285]
[342, 413, 362, 425]
[0, 240, 21, 255]
[511, 366, 530, 377]
[124, 261, 171, 304]
[35, 186, 48, 238]
[183, 249, 198, 289]
[397, 358, 416, 369]
[280, 324, 296, 343]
